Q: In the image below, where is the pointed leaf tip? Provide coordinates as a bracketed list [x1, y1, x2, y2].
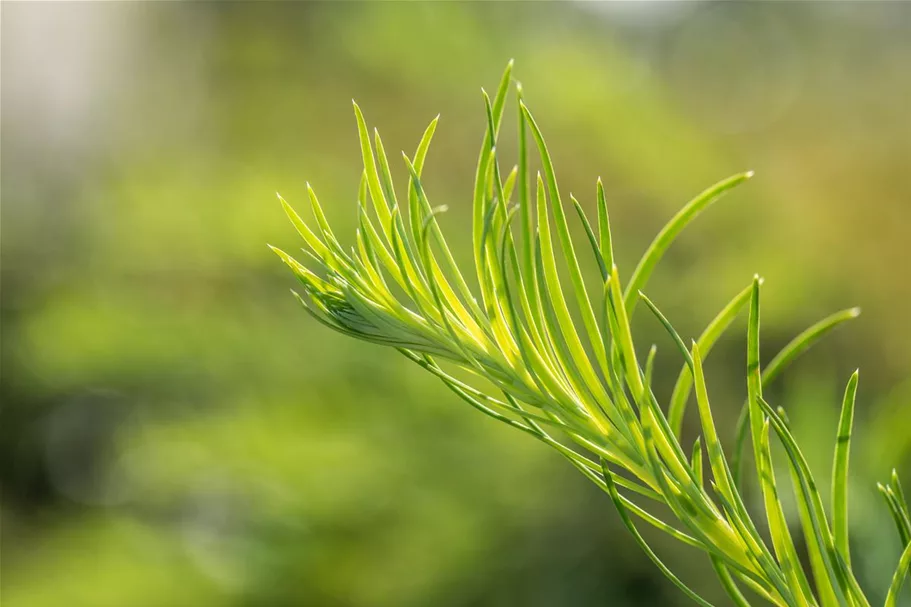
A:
[745, 170, 755, 178]
[850, 307, 861, 317]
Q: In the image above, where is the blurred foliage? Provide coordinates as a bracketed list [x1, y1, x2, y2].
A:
[1, 3, 909, 606]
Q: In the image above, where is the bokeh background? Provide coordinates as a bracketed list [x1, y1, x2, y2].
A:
[2, 2, 910, 606]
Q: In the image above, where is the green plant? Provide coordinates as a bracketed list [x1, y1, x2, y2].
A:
[271, 62, 910, 606]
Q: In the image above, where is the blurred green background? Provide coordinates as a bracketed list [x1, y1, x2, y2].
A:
[2, 2, 909, 606]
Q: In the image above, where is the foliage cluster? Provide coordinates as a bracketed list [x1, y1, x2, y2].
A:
[274, 63, 910, 606]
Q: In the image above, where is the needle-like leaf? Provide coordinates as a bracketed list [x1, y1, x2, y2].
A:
[667, 282, 754, 437]
[832, 370, 859, 565]
[624, 172, 753, 315]
[733, 306, 862, 488]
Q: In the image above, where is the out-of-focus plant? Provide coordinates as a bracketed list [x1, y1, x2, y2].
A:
[272, 62, 910, 606]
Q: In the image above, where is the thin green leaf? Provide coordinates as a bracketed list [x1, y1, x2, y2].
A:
[516, 82, 534, 289]
[757, 397, 859, 607]
[734, 306, 862, 489]
[601, 459, 717, 607]
[879, 483, 911, 548]
[668, 282, 754, 437]
[711, 558, 752, 607]
[757, 419, 816, 605]
[278, 193, 330, 261]
[373, 129, 399, 211]
[596, 178, 614, 273]
[472, 61, 513, 310]
[606, 264, 645, 400]
[893, 470, 910, 527]
[764, 307, 861, 387]
[692, 343, 789, 599]
[692, 438, 704, 488]
[352, 101, 393, 237]
[571, 194, 608, 281]
[639, 291, 694, 371]
[624, 171, 753, 315]
[884, 540, 911, 607]
[832, 370, 859, 566]
[746, 277, 765, 494]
